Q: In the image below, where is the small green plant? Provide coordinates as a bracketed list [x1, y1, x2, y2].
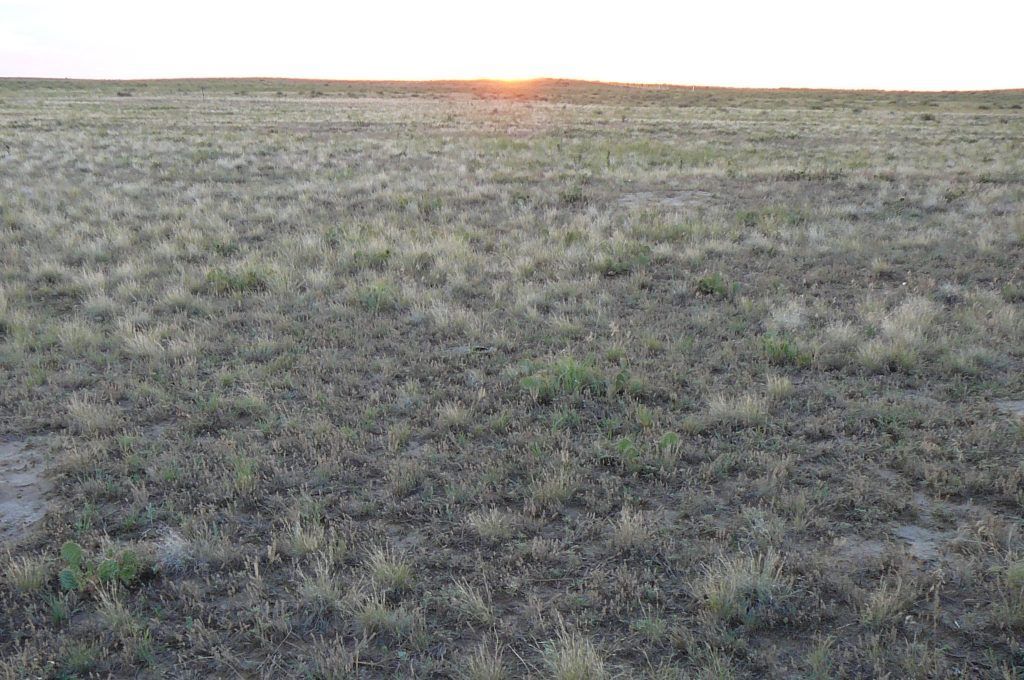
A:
[231, 454, 258, 495]
[695, 272, 733, 297]
[350, 248, 392, 272]
[631, 611, 669, 643]
[521, 357, 605, 402]
[354, 281, 402, 312]
[58, 541, 142, 593]
[551, 408, 582, 430]
[614, 437, 642, 469]
[608, 368, 646, 398]
[47, 593, 70, 626]
[996, 560, 1024, 630]
[1001, 283, 1024, 303]
[73, 502, 100, 534]
[595, 242, 651, 277]
[697, 549, 792, 628]
[366, 547, 413, 592]
[658, 431, 680, 451]
[761, 334, 811, 366]
[558, 183, 587, 208]
[634, 404, 654, 428]
[204, 267, 268, 295]
[655, 431, 682, 468]
[59, 642, 99, 678]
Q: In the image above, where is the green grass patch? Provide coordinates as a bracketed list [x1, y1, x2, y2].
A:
[203, 267, 268, 295]
[761, 334, 812, 366]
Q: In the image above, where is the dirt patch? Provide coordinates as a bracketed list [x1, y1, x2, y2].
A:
[995, 399, 1024, 419]
[833, 535, 887, 564]
[0, 438, 52, 544]
[617, 189, 714, 209]
[890, 492, 965, 563]
[893, 524, 950, 562]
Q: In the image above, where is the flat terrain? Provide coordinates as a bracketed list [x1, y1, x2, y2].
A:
[1, 78, 1023, 678]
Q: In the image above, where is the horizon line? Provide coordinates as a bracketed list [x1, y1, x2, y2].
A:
[1, 75, 1022, 95]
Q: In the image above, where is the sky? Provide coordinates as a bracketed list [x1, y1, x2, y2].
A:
[1, 0, 1021, 90]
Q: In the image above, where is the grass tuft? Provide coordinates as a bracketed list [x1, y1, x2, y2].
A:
[542, 628, 608, 680]
[697, 549, 792, 627]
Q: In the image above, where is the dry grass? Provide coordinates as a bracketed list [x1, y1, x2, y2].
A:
[3, 553, 49, 593]
[609, 505, 654, 552]
[542, 628, 608, 680]
[696, 549, 793, 627]
[0, 78, 1021, 676]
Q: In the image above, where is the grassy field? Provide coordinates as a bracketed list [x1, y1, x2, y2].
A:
[1, 77, 1023, 678]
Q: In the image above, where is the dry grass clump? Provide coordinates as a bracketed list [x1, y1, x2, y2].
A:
[542, 628, 608, 680]
[67, 394, 121, 434]
[351, 588, 423, 638]
[387, 458, 426, 497]
[461, 641, 507, 680]
[527, 466, 579, 512]
[765, 374, 794, 400]
[449, 578, 494, 625]
[855, 296, 940, 373]
[610, 506, 655, 552]
[766, 299, 806, 333]
[438, 400, 471, 429]
[706, 393, 769, 428]
[298, 555, 346, 614]
[280, 520, 327, 558]
[467, 508, 517, 542]
[860, 578, 917, 629]
[994, 558, 1024, 630]
[365, 547, 413, 592]
[696, 549, 793, 627]
[4, 553, 50, 593]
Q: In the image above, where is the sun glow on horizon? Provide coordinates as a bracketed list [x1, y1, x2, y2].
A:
[1, 0, 1022, 90]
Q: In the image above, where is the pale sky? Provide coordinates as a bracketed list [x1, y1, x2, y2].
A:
[1, 0, 1021, 90]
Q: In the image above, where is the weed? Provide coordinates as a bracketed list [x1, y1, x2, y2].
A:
[542, 628, 608, 680]
[450, 579, 494, 625]
[58, 541, 142, 593]
[4, 553, 50, 593]
[696, 273, 733, 297]
[762, 335, 811, 367]
[467, 508, 516, 542]
[521, 357, 605, 401]
[706, 393, 768, 428]
[203, 267, 268, 295]
[697, 549, 792, 627]
[610, 506, 654, 551]
[461, 641, 507, 680]
[354, 281, 402, 312]
[365, 547, 413, 592]
[861, 578, 915, 629]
